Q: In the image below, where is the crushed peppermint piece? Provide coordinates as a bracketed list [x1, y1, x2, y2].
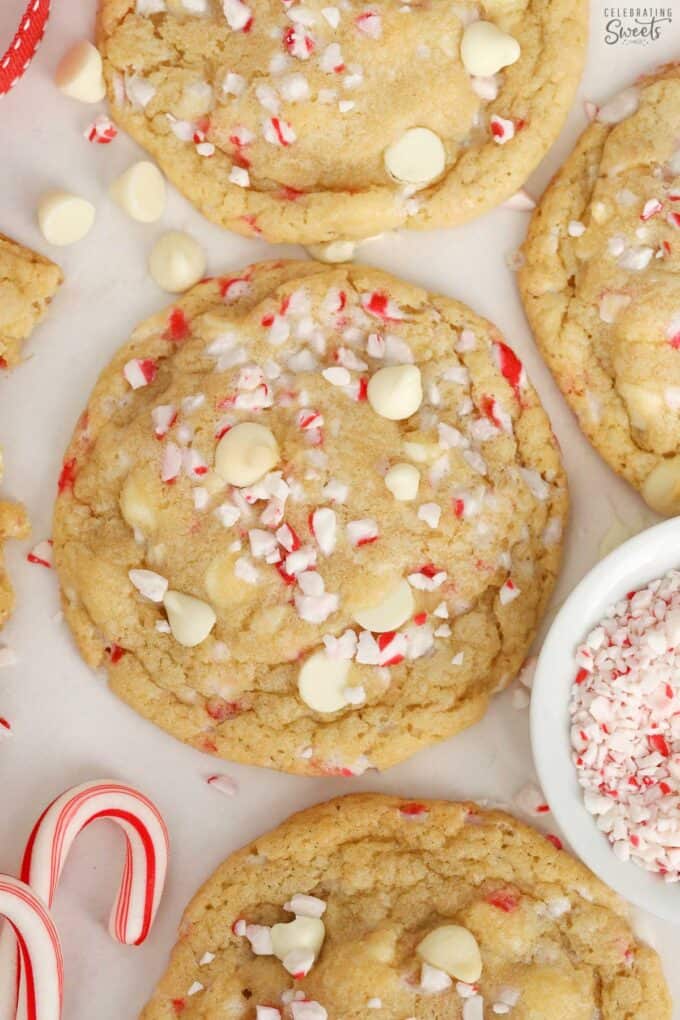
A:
[27, 540, 53, 568]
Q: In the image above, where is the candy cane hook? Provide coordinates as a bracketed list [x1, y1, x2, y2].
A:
[21, 780, 169, 945]
[0, 780, 169, 1019]
[0, 876, 62, 1020]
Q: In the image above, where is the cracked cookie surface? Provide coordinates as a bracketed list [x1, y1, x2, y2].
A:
[140, 793, 670, 1020]
[519, 64, 680, 517]
[53, 260, 566, 774]
[97, 0, 587, 244]
[0, 233, 62, 371]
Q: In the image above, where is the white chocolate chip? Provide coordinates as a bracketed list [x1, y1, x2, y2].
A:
[149, 231, 207, 293]
[55, 41, 106, 103]
[270, 916, 325, 974]
[163, 590, 216, 647]
[110, 161, 166, 223]
[384, 462, 420, 501]
[417, 925, 482, 984]
[642, 457, 680, 517]
[353, 580, 414, 632]
[367, 365, 422, 420]
[298, 652, 358, 713]
[384, 128, 446, 187]
[618, 382, 662, 430]
[306, 240, 357, 264]
[120, 475, 157, 534]
[38, 191, 95, 246]
[215, 423, 280, 487]
[460, 21, 520, 77]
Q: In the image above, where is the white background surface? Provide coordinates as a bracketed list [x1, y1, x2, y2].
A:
[0, 1, 678, 1016]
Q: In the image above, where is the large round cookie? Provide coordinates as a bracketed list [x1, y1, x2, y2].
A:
[53, 261, 566, 775]
[140, 793, 670, 1019]
[519, 64, 680, 517]
[97, 0, 587, 245]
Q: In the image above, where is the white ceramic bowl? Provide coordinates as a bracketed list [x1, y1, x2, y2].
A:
[531, 516, 680, 923]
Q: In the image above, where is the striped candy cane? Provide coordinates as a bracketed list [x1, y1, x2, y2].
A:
[0, 876, 62, 1020]
[0, 780, 169, 1019]
[0, 0, 51, 96]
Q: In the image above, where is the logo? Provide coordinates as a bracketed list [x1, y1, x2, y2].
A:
[603, 6, 673, 44]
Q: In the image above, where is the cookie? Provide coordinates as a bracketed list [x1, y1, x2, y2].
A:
[519, 64, 680, 517]
[53, 260, 566, 775]
[0, 233, 63, 370]
[96, 0, 587, 245]
[140, 793, 670, 1019]
[0, 450, 30, 629]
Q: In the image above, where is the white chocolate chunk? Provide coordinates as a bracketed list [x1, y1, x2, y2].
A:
[298, 652, 357, 713]
[384, 462, 419, 501]
[111, 161, 166, 223]
[270, 916, 325, 972]
[306, 240, 357, 263]
[618, 382, 662, 430]
[417, 925, 482, 984]
[120, 474, 157, 533]
[215, 423, 280, 487]
[384, 128, 446, 187]
[149, 231, 206, 293]
[163, 590, 216, 647]
[642, 457, 680, 516]
[38, 191, 95, 246]
[353, 580, 414, 632]
[460, 21, 520, 77]
[368, 365, 422, 420]
[55, 41, 106, 103]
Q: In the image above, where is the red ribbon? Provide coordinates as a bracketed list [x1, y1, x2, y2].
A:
[0, 0, 51, 96]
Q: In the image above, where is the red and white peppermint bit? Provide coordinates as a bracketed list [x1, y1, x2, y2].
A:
[0, 0, 51, 97]
[490, 114, 515, 144]
[27, 540, 53, 569]
[571, 570, 680, 879]
[84, 115, 118, 144]
[0, 875, 62, 1020]
[124, 358, 158, 389]
[206, 773, 238, 796]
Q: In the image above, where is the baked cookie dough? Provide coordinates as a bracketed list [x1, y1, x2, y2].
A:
[519, 64, 680, 517]
[97, 0, 587, 244]
[53, 261, 566, 774]
[140, 793, 670, 1020]
[0, 233, 63, 370]
[0, 450, 30, 629]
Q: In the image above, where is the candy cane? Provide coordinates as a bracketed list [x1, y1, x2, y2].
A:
[0, 876, 62, 1020]
[0, 780, 169, 1019]
[21, 780, 169, 944]
[0, 0, 51, 97]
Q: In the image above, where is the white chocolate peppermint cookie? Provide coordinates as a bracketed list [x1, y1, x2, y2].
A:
[53, 261, 566, 774]
[140, 794, 670, 1019]
[520, 65, 680, 516]
[0, 233, 63, 371]
[96, 0, 586, 244]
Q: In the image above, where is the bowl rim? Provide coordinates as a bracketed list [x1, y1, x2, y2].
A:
[530, 515, 680, 923]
